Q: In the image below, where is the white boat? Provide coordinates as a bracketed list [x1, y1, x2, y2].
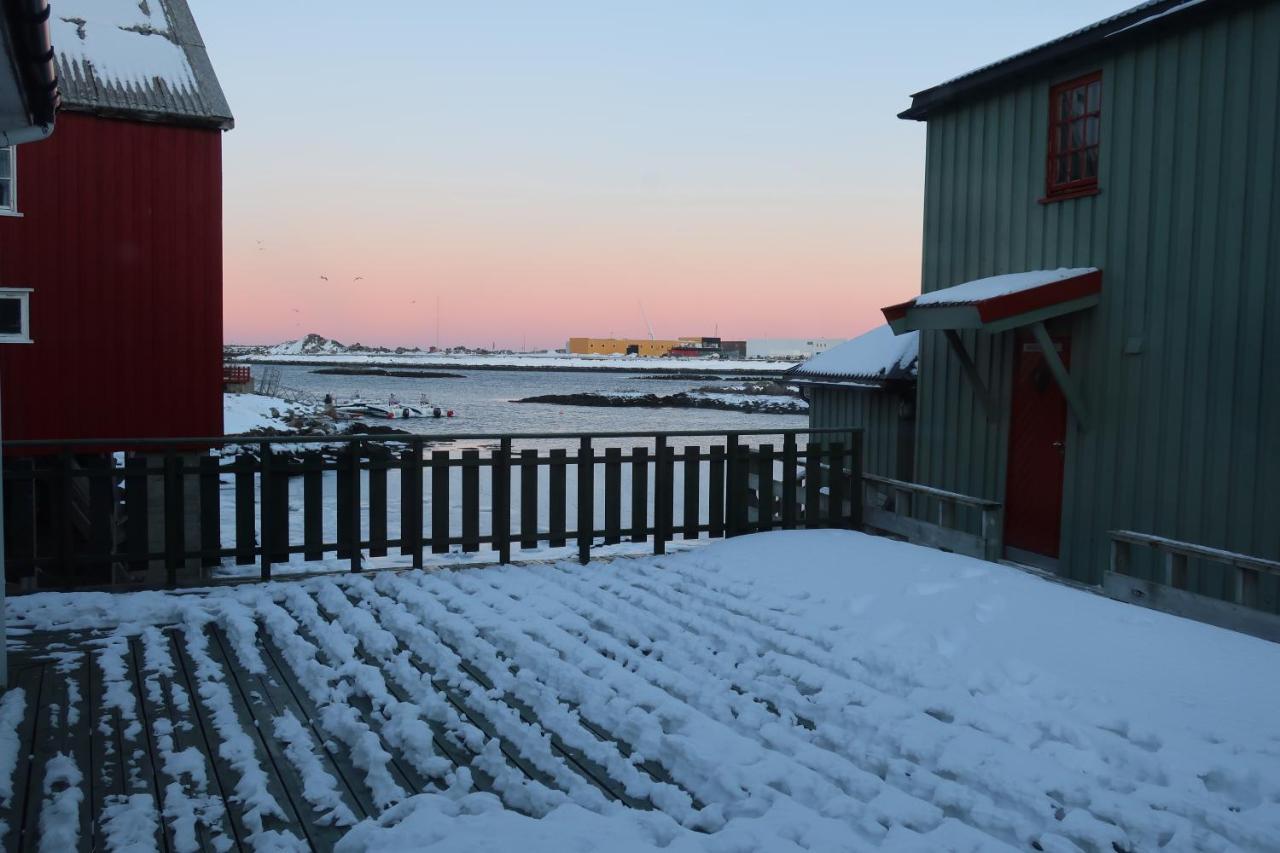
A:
[361, 403, 429, 419]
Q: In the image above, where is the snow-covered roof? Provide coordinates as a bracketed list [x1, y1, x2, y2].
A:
[914, 268, 1098, 307]
[882, 268, 1103, 335]
[789, 325, 918, 385]
[52, 0, 233, 128]
[901, 0, 1221, 120]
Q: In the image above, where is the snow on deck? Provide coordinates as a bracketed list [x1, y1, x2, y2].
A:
[5, 532, 1279, 851]
[913, 267, 1098, 307]
[791, 325, 918, 381]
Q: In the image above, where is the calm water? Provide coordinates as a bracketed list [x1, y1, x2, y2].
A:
[272, 364, 807, 441]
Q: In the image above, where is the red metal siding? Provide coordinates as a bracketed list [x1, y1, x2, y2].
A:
[0, 112, 224, 441]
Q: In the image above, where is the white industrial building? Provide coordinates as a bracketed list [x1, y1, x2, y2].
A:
[746, 338, 847, 360]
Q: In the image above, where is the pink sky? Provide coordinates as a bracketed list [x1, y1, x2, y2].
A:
[207, 1, 1129, 349]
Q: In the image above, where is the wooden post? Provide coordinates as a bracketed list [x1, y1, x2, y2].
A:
[755, 444, 774, 532]
[520, 449, 539, 550]
[708, 445, 725, 538]
[303, 451, 323, 562]
[493, 438, 512, 564]
[804, 442, 822, 529]
[349, 440, 363, 572]
[549, 449, 567, 548]
[782, 433, 797, 529]
[982, 506, 1004, 563]
[1165, 550, 1188, 589]
[124, 456, 149, 574]
[258, 443, 274, 580]
[724, 435, 739, 538]
[198, 456, 221, 570]
[431, 450, 450, 554]
[654, 436, 667, 555]
[164, 452, 183, 587]
[827, 442, 845, 528]
[577, 437, 593, 564]
[683, 445, 700, 539]
[400, 442, 424, 567]
[369, 454, 388, 558]
[461, 449, 480, 553]
[604, 447, 622, 545]
[630, 447, 648, 544]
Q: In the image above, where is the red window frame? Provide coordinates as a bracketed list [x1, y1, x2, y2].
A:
[1044, 71, 1102, 201]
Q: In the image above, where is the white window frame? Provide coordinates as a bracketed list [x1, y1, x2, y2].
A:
[0, 288, 32, 343]
[0, 146, 16, 216]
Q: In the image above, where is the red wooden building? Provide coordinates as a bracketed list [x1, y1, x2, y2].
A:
[0, 0, 232, 442]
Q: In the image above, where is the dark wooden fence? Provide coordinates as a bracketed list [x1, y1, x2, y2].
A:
[2, 428, 862, 591]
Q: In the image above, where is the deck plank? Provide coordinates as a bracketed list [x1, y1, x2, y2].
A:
[208, 625, 351, 850]
[132, 629, 235, 853]
[190, 623, 309, 846]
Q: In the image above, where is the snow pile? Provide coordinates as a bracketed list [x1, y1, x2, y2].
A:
[913, 267, 1097, 307]
[8, 531, 1280, 850]
[52, 0, 196, 95]
[223, 393, 309, 435]
[791, 325, 918, 381]
[0, 690, 26, 808]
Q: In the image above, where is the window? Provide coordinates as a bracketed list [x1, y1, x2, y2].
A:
[0, 146, 13, 213]
[1046, 72, 1101, 200]
[0, 288, 31, 343]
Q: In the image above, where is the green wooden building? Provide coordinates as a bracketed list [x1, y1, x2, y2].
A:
[878, 0, 1280, 613]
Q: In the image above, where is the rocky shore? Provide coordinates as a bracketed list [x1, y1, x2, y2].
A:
[513, 388, 806, 415]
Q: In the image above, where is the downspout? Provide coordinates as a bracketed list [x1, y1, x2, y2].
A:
[2, 0, 59, 140]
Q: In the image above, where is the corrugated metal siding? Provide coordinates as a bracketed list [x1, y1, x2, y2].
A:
[915, 0, 1280, 608]
[0, 112, 224, 441]
[808, 387, 908, 480]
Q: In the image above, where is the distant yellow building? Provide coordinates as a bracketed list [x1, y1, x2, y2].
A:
[568, 337, 686, 357]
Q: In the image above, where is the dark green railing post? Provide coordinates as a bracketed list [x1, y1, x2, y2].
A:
[577, 437, 593, 564]
[258, 442, 272, 581]
[349, 439, 363, 572]
[164, 451, 183, 587]
[653, 436, 667, 555]
[494, 438, 512, 564]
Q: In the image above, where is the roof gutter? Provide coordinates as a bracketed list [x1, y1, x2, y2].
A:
[1, 0, 58, 140]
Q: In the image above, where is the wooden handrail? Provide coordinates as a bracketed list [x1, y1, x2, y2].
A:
[1110, 530, 1280, 576]
[862, 473, 1001, 510]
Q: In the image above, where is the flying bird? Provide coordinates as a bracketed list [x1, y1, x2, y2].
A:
[319, 275, 329, 281]
[353, 276, 364, 282]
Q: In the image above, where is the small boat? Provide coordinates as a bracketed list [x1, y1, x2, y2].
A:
[362, 403, 429, 420]
[334, 404, 372, 419]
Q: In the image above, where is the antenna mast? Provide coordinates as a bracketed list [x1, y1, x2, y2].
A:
[638, 301, 655, 341]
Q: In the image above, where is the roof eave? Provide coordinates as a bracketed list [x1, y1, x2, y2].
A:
[899, 0, 1232, 122]
[3, 0, 59, 130]
[59, 100, 233, 131]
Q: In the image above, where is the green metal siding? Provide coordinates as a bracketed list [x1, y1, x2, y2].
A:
[808, 387, 910, 480]
[914, 0, 1280, 608]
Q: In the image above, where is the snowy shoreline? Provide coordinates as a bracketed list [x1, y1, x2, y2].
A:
[231, 352, 797, 375]
[514, 390, 807, 415]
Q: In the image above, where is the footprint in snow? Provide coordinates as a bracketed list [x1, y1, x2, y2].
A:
[973, 597, 1005, 623]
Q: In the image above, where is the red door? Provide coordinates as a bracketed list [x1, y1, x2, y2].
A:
[1003, 335, 1069, 558]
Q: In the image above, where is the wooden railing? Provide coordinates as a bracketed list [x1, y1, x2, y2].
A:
[1, 427, 862, 591]
[1110, 530, 1280, 609]
[861, 474, 1003, 561]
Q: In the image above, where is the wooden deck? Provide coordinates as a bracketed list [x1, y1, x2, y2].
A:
[0, 566, 713, 853]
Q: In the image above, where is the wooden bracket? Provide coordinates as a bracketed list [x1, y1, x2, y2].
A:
[1029, 321, 1090, 431]
[943, 329, 998, 421]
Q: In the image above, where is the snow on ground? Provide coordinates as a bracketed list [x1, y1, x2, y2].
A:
[8, 531, 1280, 851]
[236, 351, 798, 373]
[223, 393, 312, 435]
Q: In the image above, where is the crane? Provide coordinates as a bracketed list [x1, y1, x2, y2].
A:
[638, 300, 655, 341]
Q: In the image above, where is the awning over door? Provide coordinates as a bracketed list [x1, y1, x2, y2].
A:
[881, 268, 1101, 335]
[881, 268, 1101, 430]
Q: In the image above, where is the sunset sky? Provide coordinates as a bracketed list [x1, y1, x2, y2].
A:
[202, 1, 1128, 349]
